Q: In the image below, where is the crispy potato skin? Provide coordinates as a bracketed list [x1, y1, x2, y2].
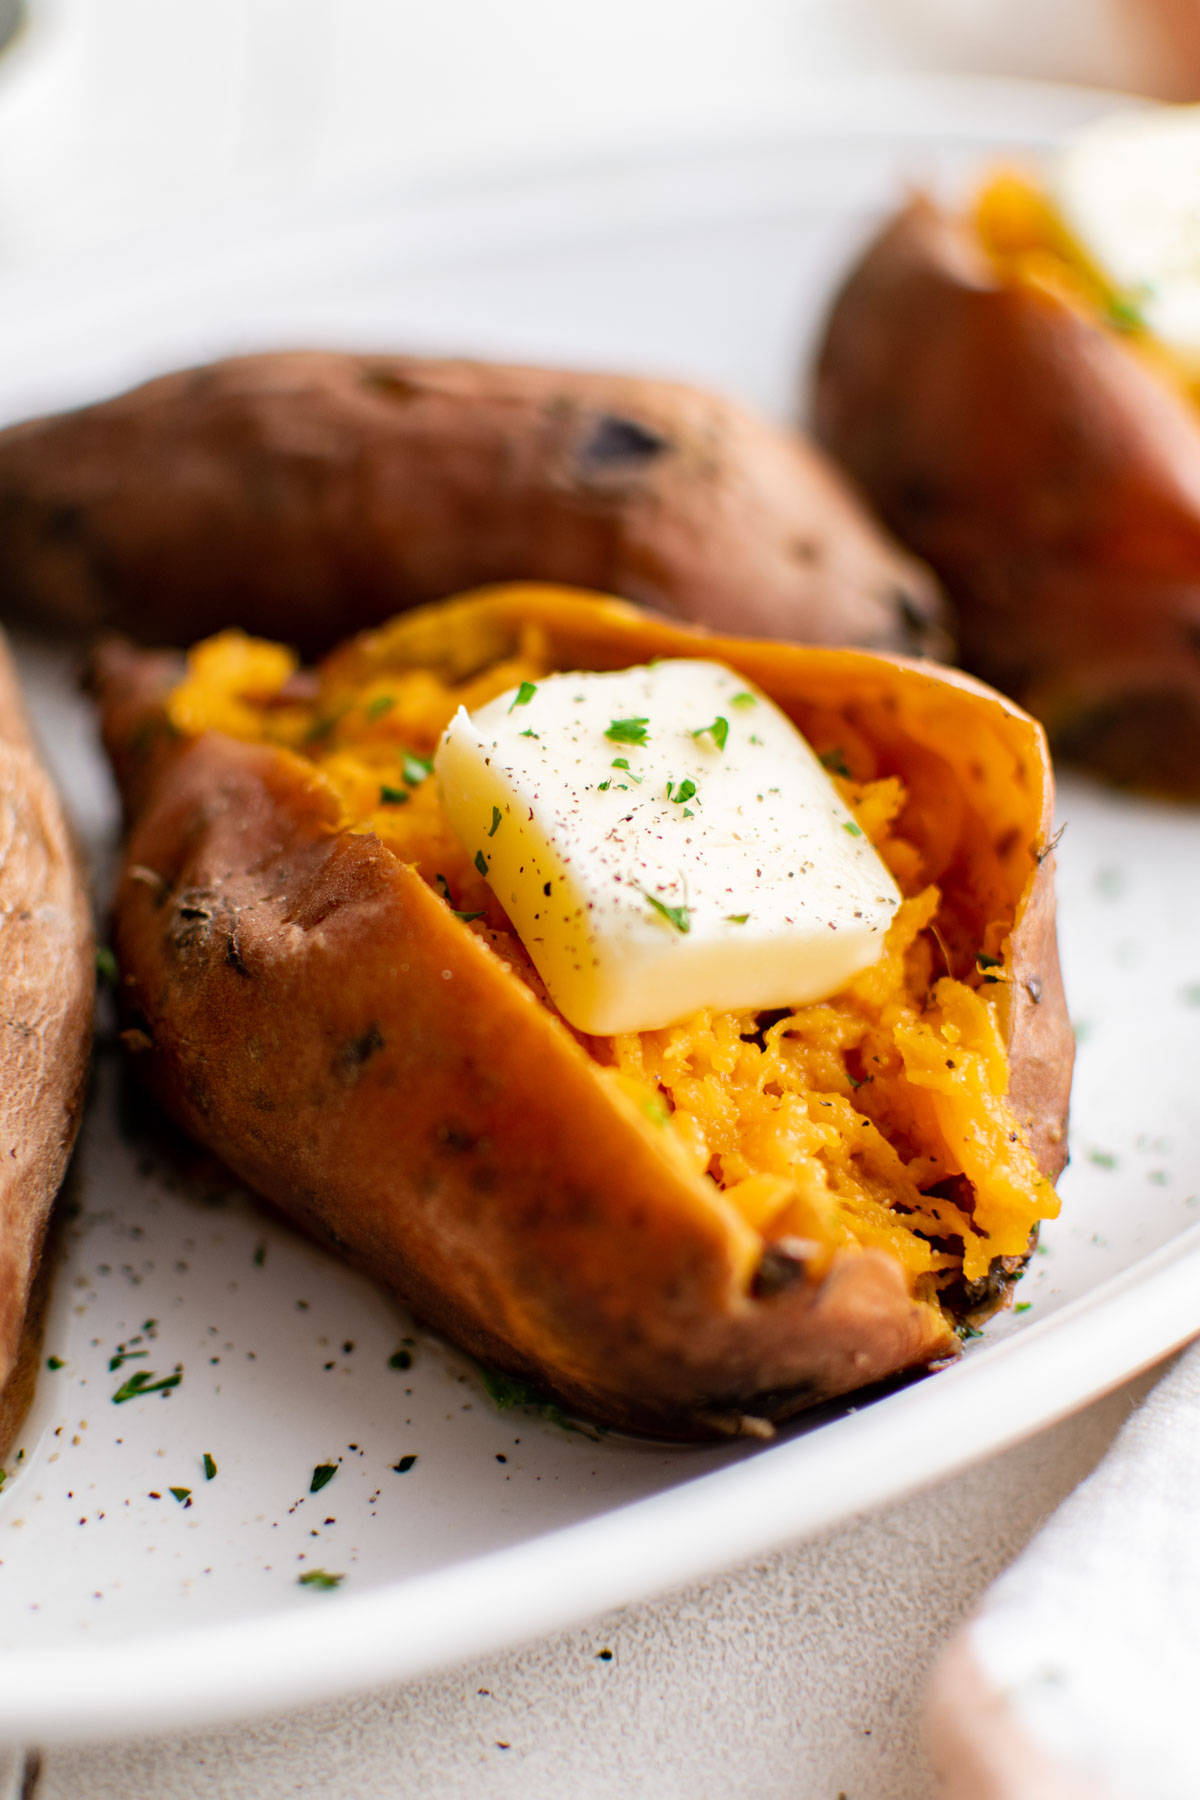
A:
[0, 351, 948, 661]
[813, 196, 1200, 795]
[0, 635, 93, 1442]
[94, 589, 1069, 1440]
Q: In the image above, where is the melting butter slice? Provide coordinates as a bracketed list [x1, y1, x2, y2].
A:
[434, 660, 900, 1036]
[1050, 105, 1200, 357]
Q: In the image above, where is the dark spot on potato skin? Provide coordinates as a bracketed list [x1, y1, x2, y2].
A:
[435, 1121, 479, 1155]
[359, 367, 424, 402]
[751, 1239, 810, 1299]
[891, 585, 939, 656]
[334, 1023, 384, 1084]
[575, 413, 671, 476]
[225, 930, 250, 977]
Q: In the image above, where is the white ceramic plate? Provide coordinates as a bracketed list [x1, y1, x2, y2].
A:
[0, 75, 1196, 1747]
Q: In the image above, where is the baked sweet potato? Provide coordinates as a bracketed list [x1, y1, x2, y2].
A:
[814, 191, 1200, 795]
[0, 634, 93, 1450]
[0, 350, 949, 661]
[93, 585, 1070, 1440]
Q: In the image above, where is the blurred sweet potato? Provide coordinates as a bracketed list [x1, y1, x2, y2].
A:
[814, 194, 1200, 795]
[0, 350, 948, 660]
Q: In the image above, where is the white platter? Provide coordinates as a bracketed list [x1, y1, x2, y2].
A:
[0, 74, 1196, 1747]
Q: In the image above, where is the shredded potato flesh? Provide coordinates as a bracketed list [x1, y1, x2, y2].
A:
[167, 625, 1058, 1308]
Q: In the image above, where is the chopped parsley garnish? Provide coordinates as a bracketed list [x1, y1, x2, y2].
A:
[957, 1321, 984, 1341]
[399, 750, 434, 787]
[819, 748, 851, 778]
[378, 784, 410, 806]
[666, 778, 697, 806]
[169, 1487, 191, 1504]
[1106, 290, 1146, 334]
[597, 779, 610, 792]
[389, 1349, 412, 1370]
[46, 1355, 64, 1371]
[642, 1093, 670, 1128]
[434, 873, 485, 923]
[203, 1453, 218, 1481]
[109, 1348, 149, 1371]
[366, 694, 395, 721]
[605, 716, 649, 746]
[95, 945, 119, 986]
[112, 1367, 182, 1404]
[298, 1569, 343, 1590]
[480, 1367, 604, 1439]
[610, 758, 642, 783]
[488, 806, 503, 837]
[730, 691, 756, 709]
[519, 728, 540, 739]
[508, 681, 538, 713]
[636, 888, 690, 934]
[310, 1464, 338, 1494]
[474, 849, 489, 877]
[726, 913, 749, 925]
[842, 820, 864, 838]
[1014, 1302, 1032, 1314]
[393, 1455, 418, 1474]
[691, 715, 728, 751]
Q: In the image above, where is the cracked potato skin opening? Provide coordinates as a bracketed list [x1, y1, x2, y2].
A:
[814, 195, 1200, 796]
[93, 587, 1069, 1440]
[0, 350, 948, 662]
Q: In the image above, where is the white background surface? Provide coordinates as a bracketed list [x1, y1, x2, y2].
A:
[0, 5, 1194, 1796]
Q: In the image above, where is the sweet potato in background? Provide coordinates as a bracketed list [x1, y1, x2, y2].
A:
[814, 195, 1200, 796]
[0, 351, 948, 661]
[94, 587, 1069, 1439]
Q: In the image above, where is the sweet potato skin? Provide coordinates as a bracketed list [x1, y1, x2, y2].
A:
[813, 195, 1200, 795]
[0, 351, 948, 661]
[0, 635, 93, 1443]
[94, 588, 1070, 1439]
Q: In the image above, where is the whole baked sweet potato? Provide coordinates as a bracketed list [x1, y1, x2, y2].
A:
[0, 634, 93, 1450]
[814, 192, 1200, 795]
[93, 585, 1069, 1440]
[0, 350, 948, 660]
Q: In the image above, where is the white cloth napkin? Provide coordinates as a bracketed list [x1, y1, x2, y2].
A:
[928, 1338, 1200, 1799]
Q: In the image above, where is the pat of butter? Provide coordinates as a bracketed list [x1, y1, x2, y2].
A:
[1050, 105, 1200, 356]
[434, 661, 900, 1036]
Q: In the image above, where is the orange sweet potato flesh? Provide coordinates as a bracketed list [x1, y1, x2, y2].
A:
[0, 350, 949, 661]
[93, 587, 1069, 1440]
[0, 635, 93, 1448]
[813, 195, 1200, 796]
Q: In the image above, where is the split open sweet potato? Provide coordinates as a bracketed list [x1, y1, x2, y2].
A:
[0, 350, 948, 661]
[93, 585, 1070, 1439]
[814, 191, 1200, 795]
[0, 635, 93, 1451]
